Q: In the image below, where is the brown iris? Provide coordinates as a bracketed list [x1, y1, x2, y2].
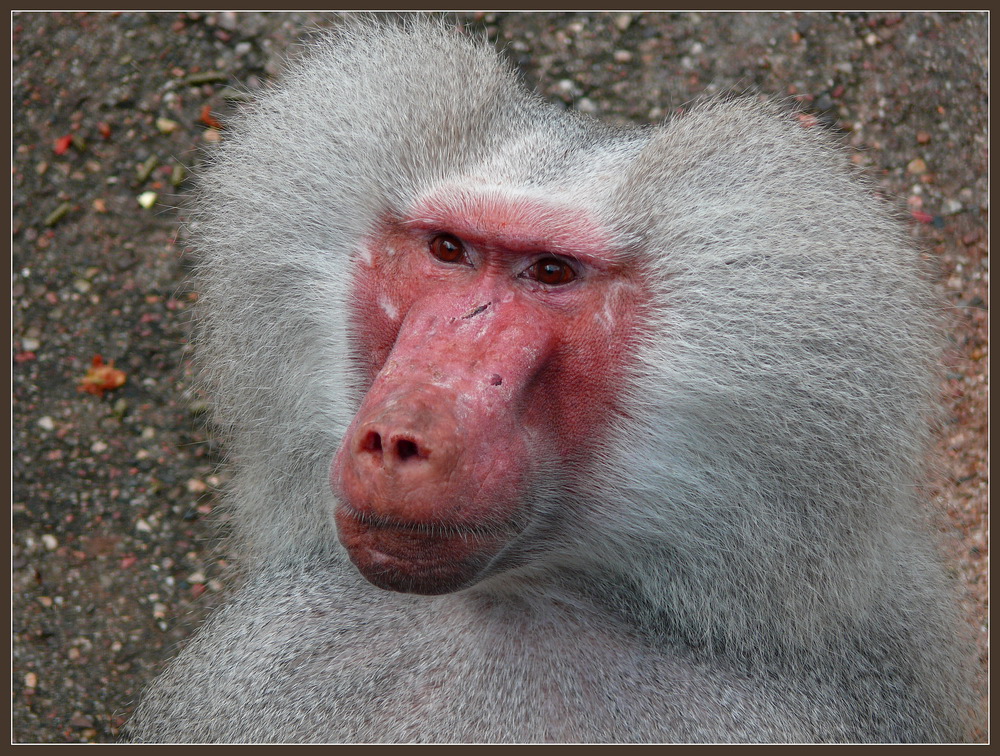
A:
[429, 234, 466, 264]
[525, 258, 576, 286]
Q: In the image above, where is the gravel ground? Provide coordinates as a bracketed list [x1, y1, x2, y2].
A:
[11, 12, 987, 743]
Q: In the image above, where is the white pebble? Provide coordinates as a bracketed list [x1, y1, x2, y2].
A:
[941, 199, 963, 215]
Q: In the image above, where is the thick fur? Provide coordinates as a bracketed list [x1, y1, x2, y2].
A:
[127, 19, 974, 743]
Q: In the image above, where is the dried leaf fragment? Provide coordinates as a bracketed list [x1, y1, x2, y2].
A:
[199, 105, 222, 130]
[78, 354, 127, 396]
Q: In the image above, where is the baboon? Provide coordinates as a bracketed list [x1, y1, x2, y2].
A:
[127, 18, 974, 743]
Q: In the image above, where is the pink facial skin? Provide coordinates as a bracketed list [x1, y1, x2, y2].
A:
[332, 187, 647, 595]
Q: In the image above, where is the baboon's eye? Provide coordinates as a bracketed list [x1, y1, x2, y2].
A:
[524, 257, 577, 286]
[429, 234, 467, 264]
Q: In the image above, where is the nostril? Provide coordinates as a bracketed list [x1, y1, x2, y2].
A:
[360, 431, 383, 455]
[358, 430, 428, 464]
[394, 438, 423, 461]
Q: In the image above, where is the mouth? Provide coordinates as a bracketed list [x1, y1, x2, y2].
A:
[334, 502, 508, 595]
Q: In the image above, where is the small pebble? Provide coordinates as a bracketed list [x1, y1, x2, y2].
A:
[69, 713, 93, 727]
[170, 163, 187, 187]
[44, 202, 73, 227]
[136, 155, 159, 182]
[906, 158, 927, 175]
[156, 117, 179, 134]
[217, 12, 238, 30]
[556, 79, 577, 95]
